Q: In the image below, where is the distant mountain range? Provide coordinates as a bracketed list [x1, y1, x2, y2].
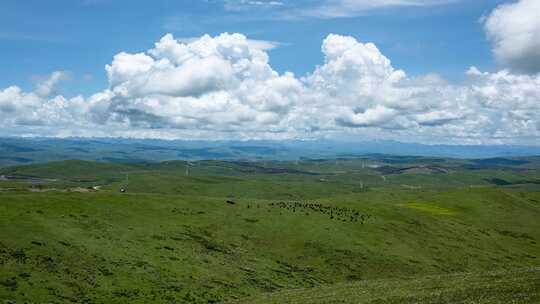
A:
[1, 137, 539, 167]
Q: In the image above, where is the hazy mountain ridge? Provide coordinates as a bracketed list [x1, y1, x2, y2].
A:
[1, 137, 540, 167]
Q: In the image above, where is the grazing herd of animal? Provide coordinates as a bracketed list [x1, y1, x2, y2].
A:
[267, 201, 372, 224]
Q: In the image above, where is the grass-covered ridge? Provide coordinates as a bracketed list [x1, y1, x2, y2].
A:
[1, 157, 539, 303]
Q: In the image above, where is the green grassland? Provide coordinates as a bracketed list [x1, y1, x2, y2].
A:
[233, 267, 540, 304]
[1, 157, 539, 303]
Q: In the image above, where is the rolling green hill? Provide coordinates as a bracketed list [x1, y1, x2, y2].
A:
[1, 158, 539, 303]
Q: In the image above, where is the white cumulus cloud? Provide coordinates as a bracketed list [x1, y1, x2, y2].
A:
[1, 31, 539, 144]
[35, 70, 70, 97]
[484, 0, 540, 73]
[99, 33, 303, 137]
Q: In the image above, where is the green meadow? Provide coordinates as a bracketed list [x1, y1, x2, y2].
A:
[1, 156, 539, 303]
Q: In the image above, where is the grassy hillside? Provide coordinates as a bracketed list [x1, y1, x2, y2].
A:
[1, 159, 539, 303]
[233, 267, 540, 304]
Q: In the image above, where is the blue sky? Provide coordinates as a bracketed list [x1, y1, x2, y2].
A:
[1, 0, 504, 96]
[1, 0, 539, 145]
